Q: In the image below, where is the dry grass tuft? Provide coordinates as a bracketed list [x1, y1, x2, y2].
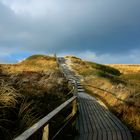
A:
[0, 79, 22, 107]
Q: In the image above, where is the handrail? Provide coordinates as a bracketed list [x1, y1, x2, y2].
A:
[14, 96, 77, 140]
[86, 84, 140, 108]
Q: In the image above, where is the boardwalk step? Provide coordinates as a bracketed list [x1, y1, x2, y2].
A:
[77, 89, 85, 92]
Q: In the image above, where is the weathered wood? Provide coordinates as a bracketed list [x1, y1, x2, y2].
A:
[42, 124, 49, 140]
[72, 99, 77, 116]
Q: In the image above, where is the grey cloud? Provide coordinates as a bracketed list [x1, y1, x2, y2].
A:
[68, 49, 140, 64]
[0, 0, 140, 63]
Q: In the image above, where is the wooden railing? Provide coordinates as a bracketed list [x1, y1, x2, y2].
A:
[86, 84, 140, 108]
[14, 95, 77, 140]
[14, 57, 78, 140]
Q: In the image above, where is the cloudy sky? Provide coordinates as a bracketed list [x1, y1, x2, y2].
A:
[0, 0, 140, 64]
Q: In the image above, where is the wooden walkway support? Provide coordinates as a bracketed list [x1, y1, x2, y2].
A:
[58, 57, 133, 140]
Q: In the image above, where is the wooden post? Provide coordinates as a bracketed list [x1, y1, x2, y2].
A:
[42, 124, 49, 140]
[72, 99, 77, 116]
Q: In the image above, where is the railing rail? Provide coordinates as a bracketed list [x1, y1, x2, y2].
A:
[86, 84, 140, 108]
[14, 96, 77, 140]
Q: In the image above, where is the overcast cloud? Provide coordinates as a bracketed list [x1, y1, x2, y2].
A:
[0, 0, 140, 63]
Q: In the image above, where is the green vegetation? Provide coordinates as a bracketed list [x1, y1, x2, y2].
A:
[25, 54, 56, 62]
[87, 61, 121, 76]
[26, 54, 48, 60]
[67, 56, 123, 84]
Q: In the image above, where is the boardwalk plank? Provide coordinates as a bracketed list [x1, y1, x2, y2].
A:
[78, 101, 85, 134]
[94, 102, 117, 140]
[80, 98, 92, 133]
[88, 102, 105, 140]
[92, 103, 112, 140]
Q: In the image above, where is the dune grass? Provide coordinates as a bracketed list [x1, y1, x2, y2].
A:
[0, 55, 72, 139]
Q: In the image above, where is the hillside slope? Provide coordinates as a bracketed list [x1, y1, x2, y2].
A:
[0, 55, 57, 74]
[65, 56, 140, 139]
[0, 55, 72, 139]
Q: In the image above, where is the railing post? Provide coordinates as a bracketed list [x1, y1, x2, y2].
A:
[72, 99, 77, 116]
[42, 124, 49, 140]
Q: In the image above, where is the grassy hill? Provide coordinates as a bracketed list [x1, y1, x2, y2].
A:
[0, 55, 72, 139]
[0, 55, 57, 74]
[0, 55, 140, 139]
[65, 56, 140, 138]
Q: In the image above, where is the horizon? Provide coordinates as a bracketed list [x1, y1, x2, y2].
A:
[0, 54, 140, 65]
[0, 0, 140, 64]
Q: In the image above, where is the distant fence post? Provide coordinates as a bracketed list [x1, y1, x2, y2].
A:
[42, 124, 49, 140]
[54, 53, 57, 58]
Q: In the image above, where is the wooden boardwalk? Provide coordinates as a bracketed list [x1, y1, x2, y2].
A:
[58, 57, 133, 140]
